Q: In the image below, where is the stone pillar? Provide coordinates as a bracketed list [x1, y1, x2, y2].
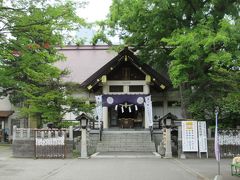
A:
[165, 128, 172, 158]
[208, 128, 212, 138]
[102, 107, 108, 129]
[178, 125, 182, 140]
[81, 128, 88, 158]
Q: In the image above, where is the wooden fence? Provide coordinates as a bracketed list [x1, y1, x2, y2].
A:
[219, 129, 240, 158]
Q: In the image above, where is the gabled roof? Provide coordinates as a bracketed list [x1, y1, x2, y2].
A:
[160, 112, 178, 121]
[75, 112, 94, 121]
[56, 45, 116, 84]
[80, 47, 172, 90]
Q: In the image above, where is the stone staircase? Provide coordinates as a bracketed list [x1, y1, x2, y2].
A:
[96, 131, 156, 152]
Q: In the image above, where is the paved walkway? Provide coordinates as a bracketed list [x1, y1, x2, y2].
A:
[0, 146, 238, 180]
[176, 159, 238, 180]
[0, 145, 12, 160]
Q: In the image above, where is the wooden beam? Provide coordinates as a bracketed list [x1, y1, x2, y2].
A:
[87, 85, 92, 90]
[101, 75, 107, 83]
[145, 75, 151, 83]
[160, 84, 166, 89]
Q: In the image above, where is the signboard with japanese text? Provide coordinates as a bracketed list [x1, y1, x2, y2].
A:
[182, 121, 198, 152]
[198, 121, 208, 153]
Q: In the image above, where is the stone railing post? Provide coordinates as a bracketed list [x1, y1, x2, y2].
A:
[20, 128, 23, 138]
[41, 131, 44, 138]
[27, 128, 31, 139]
[48, 130, 51, 138]
[55, 131, 58, 138]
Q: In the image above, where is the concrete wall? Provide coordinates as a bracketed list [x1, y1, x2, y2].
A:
[87, 131, 100, 155]
[65, 140, 74, 158]
[12, 140, 35, 158]
[73, 131, 99, 156]
[12, 139, 74, 158]
[152, 131, 163, 150]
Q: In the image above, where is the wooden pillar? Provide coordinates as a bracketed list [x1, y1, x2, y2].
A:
[102, 107, 108, 129]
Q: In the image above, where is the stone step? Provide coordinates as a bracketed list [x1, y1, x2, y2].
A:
[96, 131, 156, 152]
[102, 133, 151, 138]
[102, 135, 151, 138]
[91, 152, 158, 158]
[101, 139, 151, 142]
[96, 149, 156, 152]
[96, 146, 156, 150]
[97, 143, 155, 146]
[99, 140, 152, 144]
[103, 133, 149, 137]
[102, 137, 151, 140]
[96, 147, 156, 152]
[101, 139, 152, 142]
[98, 146, 155, 149]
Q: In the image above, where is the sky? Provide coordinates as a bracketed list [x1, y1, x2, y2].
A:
[77, 0, 112, 23]
[74, 0, 120, 44]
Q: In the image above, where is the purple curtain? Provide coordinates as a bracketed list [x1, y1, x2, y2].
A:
[102, 94, 147, 107]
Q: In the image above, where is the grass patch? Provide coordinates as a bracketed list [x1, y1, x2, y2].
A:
[72, 149, 80, 158]
[0, 143, 11, 147]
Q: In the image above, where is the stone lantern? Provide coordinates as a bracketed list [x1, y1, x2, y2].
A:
[76, 112, 92, 158]
[160, 113, 176, 158]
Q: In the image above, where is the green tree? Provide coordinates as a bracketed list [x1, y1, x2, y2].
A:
[105, 0, 240, 125]
[0, 0, 92, 127]
[163, 19, 240, 123]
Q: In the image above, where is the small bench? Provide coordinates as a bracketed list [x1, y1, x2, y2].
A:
[231, 163, 240, 176]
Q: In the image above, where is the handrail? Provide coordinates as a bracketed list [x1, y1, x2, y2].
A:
[88, 121, 103, 141]
[89, 121, 99, 130]
[99, 121, 103, 141]
[149, 126, 153, 141]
